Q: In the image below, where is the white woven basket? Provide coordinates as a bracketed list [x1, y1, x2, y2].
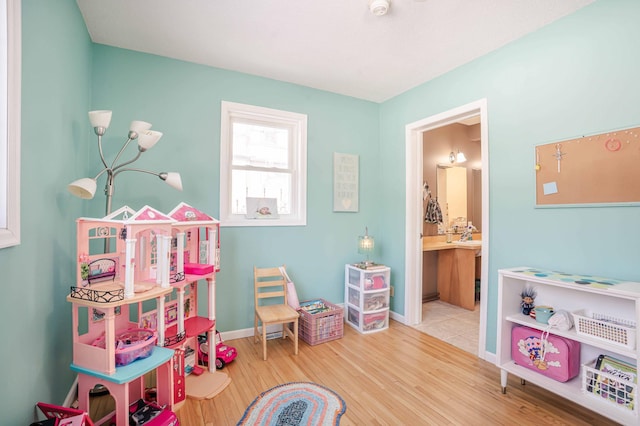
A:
[572, 310, 636, 350]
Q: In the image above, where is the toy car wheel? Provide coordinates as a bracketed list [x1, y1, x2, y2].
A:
[215, 358, 225, 370]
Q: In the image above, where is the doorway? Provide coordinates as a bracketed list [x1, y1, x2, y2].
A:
[404, 99, 489, 359]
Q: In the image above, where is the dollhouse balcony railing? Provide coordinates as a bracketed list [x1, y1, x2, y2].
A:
[70, 286, 124, 303]
[164, 331, 186, 347]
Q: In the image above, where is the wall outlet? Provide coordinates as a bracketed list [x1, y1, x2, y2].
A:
[390, 285, 394, 297]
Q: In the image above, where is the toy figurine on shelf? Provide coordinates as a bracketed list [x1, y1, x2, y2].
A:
[520, 287, 537, 315]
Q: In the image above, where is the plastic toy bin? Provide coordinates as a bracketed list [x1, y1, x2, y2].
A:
[92, 328, 158, 366]
[363, 289, 389, 312]
[298, 299, 344, 345]
[347, 266, 389, 290]
[348, 287, 360, 306]
[362, 311, 389, 332]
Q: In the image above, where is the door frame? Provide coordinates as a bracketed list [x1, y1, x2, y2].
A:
[404, 99, 489, 359]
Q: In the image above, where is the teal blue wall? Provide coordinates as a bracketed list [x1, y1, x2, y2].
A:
[0, 1, 92, 424]
[7, 0, 640, 423]
[88, 46, 380, 332]
[379, 0, 640, 354]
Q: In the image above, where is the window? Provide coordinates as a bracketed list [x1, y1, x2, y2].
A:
[220, 101, 307, 227]
[0, 0, 21, 249]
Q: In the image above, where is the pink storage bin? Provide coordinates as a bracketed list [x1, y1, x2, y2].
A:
[511, 325, 580, 382]
[92, 328, 158, 367]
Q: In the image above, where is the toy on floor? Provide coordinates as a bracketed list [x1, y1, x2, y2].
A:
[30, 402, 94, 426]
[128, 398, 179, 426]
[104, 398, 178, 426]
[198, 331, 237, 369]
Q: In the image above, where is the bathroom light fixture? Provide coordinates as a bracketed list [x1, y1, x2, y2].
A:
[358, 226, 376, 267]
[68, 110, 183, 216]
[449, 149, 467, 164]
[369, 0, 390, 16]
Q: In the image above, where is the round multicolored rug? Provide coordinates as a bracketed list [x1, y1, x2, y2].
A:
[237, 382, 346, 426]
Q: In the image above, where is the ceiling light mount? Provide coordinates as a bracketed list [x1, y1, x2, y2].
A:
[369, 0, 390, 16]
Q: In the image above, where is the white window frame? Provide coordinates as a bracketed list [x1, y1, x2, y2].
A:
[0, 0, 20, 249]
[220, 101, 307, 227]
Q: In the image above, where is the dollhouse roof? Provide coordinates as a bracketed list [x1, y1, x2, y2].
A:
[168, 202, 219, 224]
[127, 205, 173, 223]
[77, 205, 138, 223]
[103, 205, 137, 221]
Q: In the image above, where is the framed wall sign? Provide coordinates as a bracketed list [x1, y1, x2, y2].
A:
[333, 152, 359, 212]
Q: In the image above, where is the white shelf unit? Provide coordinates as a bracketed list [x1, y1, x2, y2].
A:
[344, 264, 390, 334]
[497, 267, 640, 426]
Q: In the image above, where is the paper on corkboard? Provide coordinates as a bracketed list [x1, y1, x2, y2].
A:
[535, 126, 640, 206]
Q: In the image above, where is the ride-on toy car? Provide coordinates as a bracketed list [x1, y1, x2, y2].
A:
[198, 331, 237, 369]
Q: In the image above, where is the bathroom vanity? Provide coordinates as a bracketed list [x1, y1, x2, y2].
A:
[422, 236, 481, 310]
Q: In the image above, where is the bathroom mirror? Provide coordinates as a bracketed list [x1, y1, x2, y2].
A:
[437, 165, 467, 232]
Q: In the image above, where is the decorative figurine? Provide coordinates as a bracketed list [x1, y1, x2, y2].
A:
[520, 287, 537, 315]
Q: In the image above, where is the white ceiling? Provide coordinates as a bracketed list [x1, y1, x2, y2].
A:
[76, 0, 594, 103]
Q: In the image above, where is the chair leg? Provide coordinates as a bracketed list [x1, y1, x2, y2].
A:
[254, 315, 259, 343]
[293, 319, 299, 355]
[262, 323, 268, 361]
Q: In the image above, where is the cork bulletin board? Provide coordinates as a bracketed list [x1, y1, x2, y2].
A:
[535, 125, 640, 206]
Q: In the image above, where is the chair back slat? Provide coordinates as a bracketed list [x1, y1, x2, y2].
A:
[254, 265, 289, 307]
[257, 289, 286, 300]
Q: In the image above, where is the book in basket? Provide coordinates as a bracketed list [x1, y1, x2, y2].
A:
[592, 354, 637, 410]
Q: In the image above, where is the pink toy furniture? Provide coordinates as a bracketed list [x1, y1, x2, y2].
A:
[72, 347, 174, 425]
[86, 258, 117, 284]
[33, 402, 94, 426]
[69, 204, 175, 423]
[68, 291, 174, 425]
[68, 203, 228, 424]
[163, 203, 229, 399]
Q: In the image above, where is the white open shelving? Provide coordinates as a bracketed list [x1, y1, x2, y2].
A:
[496, 267, 640, 426]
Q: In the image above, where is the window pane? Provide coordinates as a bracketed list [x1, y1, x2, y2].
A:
[232, 122, 289, 169]
[231, 169, 291, 215]
[220, 101, 307, 227]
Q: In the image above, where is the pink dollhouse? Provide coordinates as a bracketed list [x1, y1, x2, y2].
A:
[67, 203, 228, 425]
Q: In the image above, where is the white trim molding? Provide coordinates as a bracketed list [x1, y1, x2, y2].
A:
[404, 99, 489, 360]
[219, 101, 307, 227]
[0, 0, 21, 249]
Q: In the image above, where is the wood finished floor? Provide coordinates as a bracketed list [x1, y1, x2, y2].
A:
[165, 320, 614, 426]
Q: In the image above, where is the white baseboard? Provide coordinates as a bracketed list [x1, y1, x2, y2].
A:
[389, 310, 405, 324]
[482, 351, 496, 364]
[217, 310, 497, 364]
[220, 324, 287, 342]
[222, 307, 403, 341]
